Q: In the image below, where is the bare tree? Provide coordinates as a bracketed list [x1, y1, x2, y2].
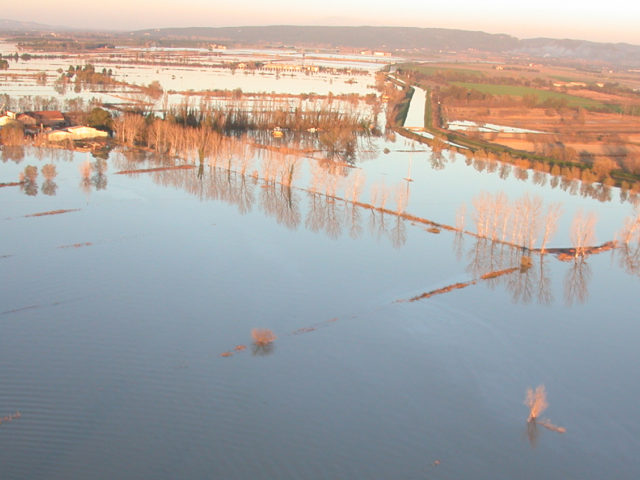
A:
[345, 170, 366, 203]
[470, 191, 545, 249]
[525, 385, 548, 422]
[394, 182, 409, 214]
[570, 210, 597, 258]
[619, 208, 640, 246]
[490, 192, 508, 241]
[472, 192, 491, 237]
[518, 194, 543, 250]
[113, 113, 146, 146]
[540, 203, 563, 253]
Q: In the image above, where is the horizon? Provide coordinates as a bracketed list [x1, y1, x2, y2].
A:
[2, 18, 640, 49]
[2, 0, 639, 45]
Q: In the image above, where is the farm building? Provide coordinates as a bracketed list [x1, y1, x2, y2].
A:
[17, 111, 67, 129]
[47, 126, 109, 142]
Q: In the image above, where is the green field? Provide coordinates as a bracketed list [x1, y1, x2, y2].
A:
[399, 63, 484, 78]
[452, 82, 605, 109]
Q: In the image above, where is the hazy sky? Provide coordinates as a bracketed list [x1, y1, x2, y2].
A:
[4, 0, 639, 44]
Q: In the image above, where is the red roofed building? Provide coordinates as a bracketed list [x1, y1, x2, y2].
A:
[17, 111, 67, 129]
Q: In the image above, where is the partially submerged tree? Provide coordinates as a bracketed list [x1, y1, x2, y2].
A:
[525, 385, 548, 422]
[570, 210, 597, 258]
[619, 208, 640, 246]
[540, 203, 563, 254]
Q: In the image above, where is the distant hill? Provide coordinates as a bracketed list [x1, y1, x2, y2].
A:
[134, 25, 521, 52]
[516, 38, 640, 67]
[132, 25, 640, 67]
[0, 18, 68, 32]
[1, 20, 639, 67]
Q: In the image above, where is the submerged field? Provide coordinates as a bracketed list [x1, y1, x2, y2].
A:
[2, 42, 640, 478]
[1, 134, 639, 478]
[0, 39, 380, 113]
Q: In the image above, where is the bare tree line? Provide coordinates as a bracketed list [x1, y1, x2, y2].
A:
[163, 96, 377, 133]
[616, 208, 640, 277]
[456, 234, 590, 306]
[130, 158, 409, 247]
[569, 210, 598, 258]
[110, 100, 376, 163]
[467, 191, 563, 251]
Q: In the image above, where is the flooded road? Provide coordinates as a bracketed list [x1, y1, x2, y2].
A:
[403, 85, 427, 130]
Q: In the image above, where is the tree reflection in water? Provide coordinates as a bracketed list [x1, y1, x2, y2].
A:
[1, 146, 25, 163]
[526, 419, 540, 448]
[564, 259, 592, 306]
[346, 203, 363, 240]
[616, 243, 640, 278]
[251, 342, 275, 356]
[616, 208, 640, 277]
[20, 165, 38, 196]
[459, 237, 580, 306]
[453, 231, 465, 262]
[390, 215, 407, 248]
[92, 159, 108, 191]
[8, 136, 632, 295]
[41, 163, 58, 196]
[536, 256, 554, 305]
[80, 158, 107, 195]
[41, 179, 57, 196]
[79, 160, 93, 195]
[261, 184, 301, 231]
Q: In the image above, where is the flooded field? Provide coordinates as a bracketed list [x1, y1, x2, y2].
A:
[1, 131, 639, 478]
[0, 40, 381, 111]
[2, 38, 640, 478]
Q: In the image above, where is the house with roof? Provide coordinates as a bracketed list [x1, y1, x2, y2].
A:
[0, 111, 16, 126]
[17, 111, 67, 130]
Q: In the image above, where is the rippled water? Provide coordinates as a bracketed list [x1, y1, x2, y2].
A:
[1, 139, 639, 479]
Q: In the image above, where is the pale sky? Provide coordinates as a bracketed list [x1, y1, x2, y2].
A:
[4, 0, 640, 44]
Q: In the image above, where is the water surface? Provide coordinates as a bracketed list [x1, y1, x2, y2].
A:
[1, 139, 639, 479]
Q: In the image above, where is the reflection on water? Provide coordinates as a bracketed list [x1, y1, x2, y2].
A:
[0, 411, 22, 428]
[536, 257, 554, 305]
[616, 243, 640, 277]
[2, 146, 25, 163]
[251, 342, 275, 356]
[2, 143, 640, 479]
[27, 138, 613, 305]
[3, 130, 639, 300]
[563, 259, 592, 306]
[250, 328, 277, 356]
[111, 145, 414, 247]
[41, 163, 58, 195]
[0, 42, 380, 115]
[5, 139, 638, 296]
[79, 158, 108, 195]
[453, 144, 637, 205]
[616, 209, 640, 278]
[526, 419, 540, 448]
[462, 235, 591, 306]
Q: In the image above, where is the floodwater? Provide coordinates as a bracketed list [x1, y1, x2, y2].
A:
[1, 134, 639, 479]
[447, 120, 547, 135]
[0, 40, 380, 111]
